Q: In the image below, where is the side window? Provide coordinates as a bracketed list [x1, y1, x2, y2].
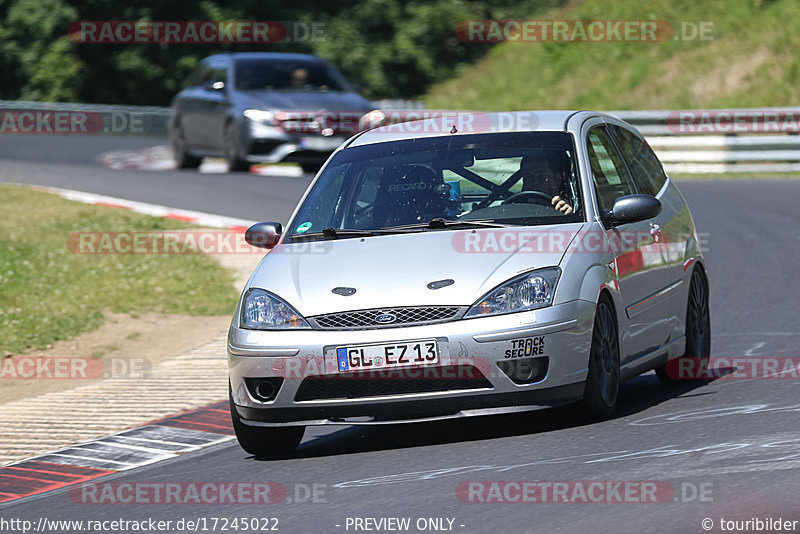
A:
[608, 124, 667, 196]
[586, 127, 637, 212]
[199, 60, 228, 87]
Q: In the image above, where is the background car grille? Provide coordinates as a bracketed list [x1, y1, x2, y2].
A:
[294, 365, 492, 401]
[310, 306, 462, 330]
[275, 112, 359, 135]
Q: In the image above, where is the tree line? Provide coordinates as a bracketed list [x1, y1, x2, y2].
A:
[0, 0, 562, 104]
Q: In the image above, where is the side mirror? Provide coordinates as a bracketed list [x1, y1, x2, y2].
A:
[204, 81, 225, 92]
[606, 194, 662, 226]
[245, 222, 282, 249]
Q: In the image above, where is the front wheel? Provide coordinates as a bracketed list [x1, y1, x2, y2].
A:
[229, 391, 304, 456]
[224, 122, 250, 172]
[173, 122, 201, 169]
[582, 294, 620, 419]
[655, 267, 710, 383]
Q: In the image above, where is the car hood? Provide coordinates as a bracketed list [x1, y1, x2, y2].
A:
[236, 90, 373, 112]
[247, 223, 585, 316]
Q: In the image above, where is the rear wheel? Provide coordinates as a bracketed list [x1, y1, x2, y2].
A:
[656, 267, 710, 382]
[224, 122, 250, 172]
[229, 390, 304, 456]
[582, 294, 620, 419]
[172, 121, 201, 169]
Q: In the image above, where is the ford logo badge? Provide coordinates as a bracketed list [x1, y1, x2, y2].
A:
[374, 313, 397, 324]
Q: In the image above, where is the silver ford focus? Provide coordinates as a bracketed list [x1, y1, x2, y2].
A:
[228, 111, 710, 456]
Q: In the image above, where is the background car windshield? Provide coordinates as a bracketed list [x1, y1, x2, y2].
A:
[235, 59, 349, 91]
[287, 132, 582, 238]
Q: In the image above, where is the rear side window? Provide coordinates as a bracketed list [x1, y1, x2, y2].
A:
[607, 124, 667, 196]
[586, 126, 637, 212]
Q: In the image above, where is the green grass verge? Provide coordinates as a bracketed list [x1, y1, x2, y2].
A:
[425, 0, 800, 111]
[0, 185, 237, 354]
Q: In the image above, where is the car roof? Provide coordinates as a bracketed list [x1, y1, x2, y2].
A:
[204, 52, 325, 63]
[348, 110, 621, 147]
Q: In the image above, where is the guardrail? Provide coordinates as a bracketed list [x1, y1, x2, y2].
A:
[2, 99, 799, 173]
[0, 99, 172, 136]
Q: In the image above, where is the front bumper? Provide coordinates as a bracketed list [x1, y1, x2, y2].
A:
[228, 300, 595, 426]
[244, 121, 348, 164]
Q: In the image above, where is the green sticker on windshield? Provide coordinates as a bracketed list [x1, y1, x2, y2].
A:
[296, 222, 313, 233]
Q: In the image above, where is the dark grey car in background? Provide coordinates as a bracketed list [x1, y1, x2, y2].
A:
[170, 52, 374, 172]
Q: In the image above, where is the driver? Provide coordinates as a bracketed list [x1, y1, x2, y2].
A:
[290, 68, 309, 89]
[519, 153, 573, 214]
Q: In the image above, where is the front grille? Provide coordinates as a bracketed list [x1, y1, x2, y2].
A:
[249, 139, 282, 155]
[294, 365, 492, 401]
[310, 306, 462, 330]
[276, 114, 358, 135]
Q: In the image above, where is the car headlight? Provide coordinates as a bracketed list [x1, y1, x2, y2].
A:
[464, 267, 561, 318]
[240, 288, 310, 330]
[243, 109, 276, 123]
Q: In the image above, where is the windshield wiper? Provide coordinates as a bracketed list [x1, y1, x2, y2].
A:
[291, 227, 376, 241]
[291, 227, 416, 241]
[380, 218, 514, 231]
[292, 220, 513, 241]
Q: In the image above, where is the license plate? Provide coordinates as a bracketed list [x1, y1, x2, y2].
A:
[300, 136, 344, 151]
[333, 340, 439, 373]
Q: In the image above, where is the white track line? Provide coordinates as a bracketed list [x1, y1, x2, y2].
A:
[25, 184, 258, 230]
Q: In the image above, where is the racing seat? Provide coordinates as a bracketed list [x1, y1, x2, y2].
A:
[371, 165, 448, 228]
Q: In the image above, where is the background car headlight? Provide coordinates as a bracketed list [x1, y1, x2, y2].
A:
[243, 109, 276, 123]
[464, 267, 561, 318]
[240, 288, 310, 329]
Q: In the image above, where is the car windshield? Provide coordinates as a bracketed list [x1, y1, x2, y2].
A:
[234, 58, 349, 92]
[287, 131, 583, 240]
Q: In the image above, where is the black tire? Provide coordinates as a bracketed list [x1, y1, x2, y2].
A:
[300, 162, 323, 174]
[229, 390, 304, 456]
[655, 267, 711, 383]
[582, 293, 621, 419]
[172, 122, 201, 169]
[224, 122, 250, 172]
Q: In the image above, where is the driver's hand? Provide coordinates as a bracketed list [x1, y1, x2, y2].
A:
[552, 196, 573, 214]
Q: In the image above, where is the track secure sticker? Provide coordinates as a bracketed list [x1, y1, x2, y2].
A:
[505, 336, 545, 358]
[296, 222, 313, 233]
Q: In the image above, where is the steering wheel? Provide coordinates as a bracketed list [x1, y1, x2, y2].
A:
[502, 191, 554, 206]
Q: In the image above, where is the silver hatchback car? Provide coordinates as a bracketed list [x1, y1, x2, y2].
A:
[228, 111, 710, 456]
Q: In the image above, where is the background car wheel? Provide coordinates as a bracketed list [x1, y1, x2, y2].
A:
[224, 122, 250, 172]
[172, 122, 201, 169]
[229, 390, 305, 456]
[655, 266, 711, 383]
[582, 293, 620, 419]
[300, 162, 322, 174]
